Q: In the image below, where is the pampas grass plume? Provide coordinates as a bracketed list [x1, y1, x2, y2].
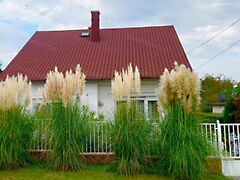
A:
[0, 74, 31, 110]
[111, 63, 141, 101]
[156, 62, 200, 112]
[42, 64, 85, 106]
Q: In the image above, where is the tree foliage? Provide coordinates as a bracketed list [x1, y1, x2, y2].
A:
[200, 75, 234, 112]
[223, 85, 240, 123]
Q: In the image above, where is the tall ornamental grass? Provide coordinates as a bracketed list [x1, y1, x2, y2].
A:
[42, 65, 87, 171]
[0, 75, 33, 170]
[110, 64, 149, 175]
[156, 62, 208, 180]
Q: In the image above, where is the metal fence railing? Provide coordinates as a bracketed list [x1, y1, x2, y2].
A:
[30, 120, 112, 153]
[199, 123, 218, 157]
[85, 122, 112, 153]
[200, 120, 240, 158]
[30, 120, 159, 154]
[31, 119, 51, 151]
[219, 123, 240, 158]
[30, 119, 240, 158]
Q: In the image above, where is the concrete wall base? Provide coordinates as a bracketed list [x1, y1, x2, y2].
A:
[29, 150, 114, 164]
[222, 159, 240, 176]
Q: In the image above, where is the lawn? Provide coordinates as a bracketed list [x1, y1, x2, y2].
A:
[0, 164, 232, 180]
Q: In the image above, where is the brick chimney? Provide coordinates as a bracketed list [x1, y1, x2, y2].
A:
[90, 11, 100, 42]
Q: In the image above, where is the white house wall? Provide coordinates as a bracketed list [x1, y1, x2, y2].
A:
[98, 84, 114, 118]
[97, 79, 159, 119]
[31, 79, 159, 118]
[30, 81, 99, 114]
[212, 106, 225, 114]
[30, 81, 45, 110]
[81, 82, 99, 113]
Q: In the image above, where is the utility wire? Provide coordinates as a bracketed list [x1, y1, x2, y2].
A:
[194, 38, 240, 70]
[186, 18, 240, 54]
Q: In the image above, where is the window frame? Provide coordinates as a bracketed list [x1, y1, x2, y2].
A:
[128, 94, 158, 120]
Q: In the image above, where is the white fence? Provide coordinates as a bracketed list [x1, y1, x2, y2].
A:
[30, 120, 112, 153]
[85, 122, 112, 153]
[200, 123, 218, 156]
[30, 119, 240, 158]
[201, 120, 240, 159]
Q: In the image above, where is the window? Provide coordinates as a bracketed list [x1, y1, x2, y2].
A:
[132, 95, 159, 120]
[81, 32, 90, 37]
[148, 100, 159, 120]
[138, 100, 145, 114]
[114, 94, 159, 120]
[32, 97, 43, 111]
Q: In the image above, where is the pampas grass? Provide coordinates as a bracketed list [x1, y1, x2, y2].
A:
[49, 101, 87, 171]
[156, 62, 200, 113]
[42, 65, 87, 171]
[111, 63, 140, 101]
[0, 74, 31, 109]
[110, 64, 149, 175]
[156, 62, 207, 180]
[0, 74, 33, 170]
[42, 65, 85, 106]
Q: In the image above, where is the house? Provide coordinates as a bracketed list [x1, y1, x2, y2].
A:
[211, 94, 226, 113]
[212, 102, 225, 113]
[0, 11, 191, 119]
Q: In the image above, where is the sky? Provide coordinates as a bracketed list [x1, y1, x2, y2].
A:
[0, 0, 239, 81]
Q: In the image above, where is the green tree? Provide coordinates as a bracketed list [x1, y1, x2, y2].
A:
[223, 85, 240, 123]
[200, 75, 234, 112]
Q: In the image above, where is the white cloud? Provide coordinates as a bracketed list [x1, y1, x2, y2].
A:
[180, 17, 240, 81]
[194, 55, 240, 81]
[0, 20, 29, 68]
[0, 0, 101, 68]
[0, 49, 17, 68]
[0, 0, 101, 30]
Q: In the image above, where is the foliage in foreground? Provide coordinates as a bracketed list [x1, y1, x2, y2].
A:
[0, 75, 33, 170]
[110, 64, 150, 175]
[49, 101, 88, 171]
[156, 63, 208, 180]
[158, 104, 208, 180]
[42, 65, 87, 171]
[0, 107, 33, 170]
[110, 101, 150, 175]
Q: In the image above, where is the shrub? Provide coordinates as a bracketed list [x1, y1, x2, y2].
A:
[0, 75, 33, 170]
[110, 64, 150, 175]
[224, 86, 240, 123]
[156, 62, 208, 180]
[82, 108, 111, 153]
[197, 112, 224, 123]
[32, 105, 51, 120]
[224, 99, 235, 123]
[49, 101, 88, 171]
[42, 65, 87, 171]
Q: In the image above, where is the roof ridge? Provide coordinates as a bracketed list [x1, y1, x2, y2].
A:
[36, 25, 174, 33]
[101, 25, 174, 30]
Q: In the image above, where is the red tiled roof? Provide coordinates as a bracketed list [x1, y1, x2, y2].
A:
[0, 25, 191, 81]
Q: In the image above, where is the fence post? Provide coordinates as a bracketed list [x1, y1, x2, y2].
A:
[216, 120, 222, 157]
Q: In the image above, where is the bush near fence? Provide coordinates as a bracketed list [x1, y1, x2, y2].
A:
[30, 119, 240, 158]
[28, 118, 240, 173]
